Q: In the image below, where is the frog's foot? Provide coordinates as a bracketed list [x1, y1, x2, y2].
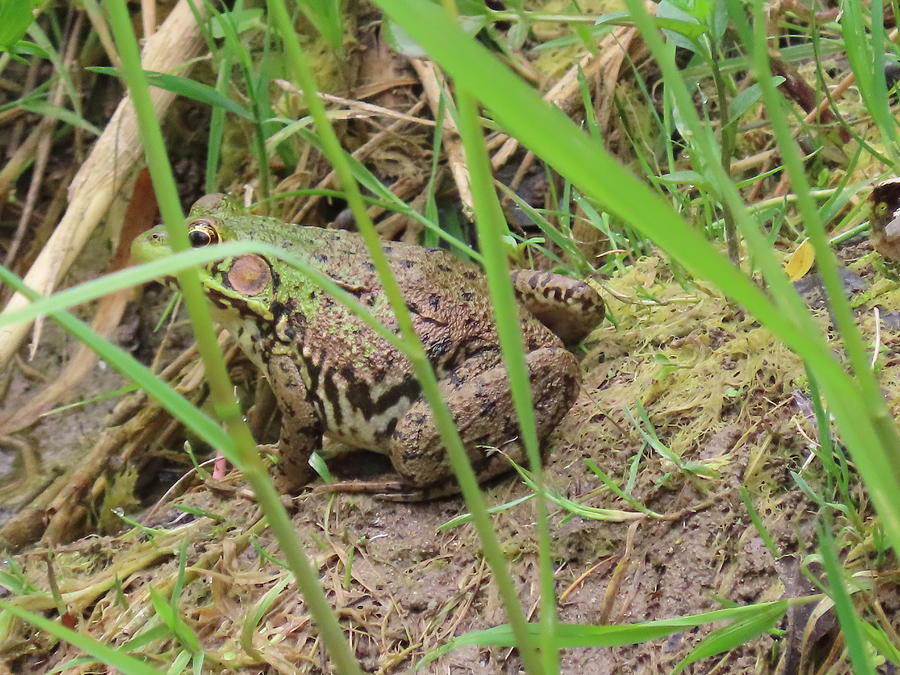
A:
[379, 451, 526, 501]
[254, 441, 311, 494]
[510, 269, 605, 345]
[388, 346, 580, 489]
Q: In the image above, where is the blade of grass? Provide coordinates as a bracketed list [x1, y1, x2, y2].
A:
[296, 0, 342, 49]
[456, 80, 558, 674]
[0, 601, 163, 675]
[840, 0, 898, 152]
[204, 53, 232, 193]
[265, 1, 542, 671]
[672, 602, 784, 674]
[818, 517, 874, 673]
[102, 2, 363, 672]
[583, 460, 662, 517]
[210, 2, 272, 200]
[373, 0, 900, 557]
[87, 67, 253, 119]
[438, 493, 535, 531]
[418, 600, 796, 667]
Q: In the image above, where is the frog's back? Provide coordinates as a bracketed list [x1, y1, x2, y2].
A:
[274, 227, 558, 450]
[297, 227, 558, 352]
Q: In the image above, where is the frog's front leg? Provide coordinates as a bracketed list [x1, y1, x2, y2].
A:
[383, 346, 581, 499]
[267, 354, 323, 493]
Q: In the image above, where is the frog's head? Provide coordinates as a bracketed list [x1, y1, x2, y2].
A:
[131, 193, 278, 322]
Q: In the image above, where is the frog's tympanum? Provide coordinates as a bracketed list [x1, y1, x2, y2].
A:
[870, 178, 900, 262]
[132, 194, 606, 498]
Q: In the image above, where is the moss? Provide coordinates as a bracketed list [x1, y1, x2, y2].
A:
[97, 467, 141, 535]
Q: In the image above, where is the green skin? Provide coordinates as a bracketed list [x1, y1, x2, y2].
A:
[132, 194, 605, 499]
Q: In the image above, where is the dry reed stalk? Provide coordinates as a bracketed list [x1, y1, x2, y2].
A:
[0, 1, 208, 368]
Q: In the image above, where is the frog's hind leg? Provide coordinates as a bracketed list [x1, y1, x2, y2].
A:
[387, 346, 581, 494]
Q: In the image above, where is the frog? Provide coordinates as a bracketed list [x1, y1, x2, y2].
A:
[131, 193, 606, 499]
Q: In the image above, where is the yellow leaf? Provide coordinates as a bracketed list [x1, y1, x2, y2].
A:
[784, 239, 815, 281]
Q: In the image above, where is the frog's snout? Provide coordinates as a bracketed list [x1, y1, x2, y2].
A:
[130, 226, 169, 263]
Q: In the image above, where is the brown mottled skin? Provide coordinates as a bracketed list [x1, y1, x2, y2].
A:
[871, 178, 900, 262]
[132, 194, 606, 498]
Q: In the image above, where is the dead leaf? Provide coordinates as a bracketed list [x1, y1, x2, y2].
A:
[784, 239, 815, 281]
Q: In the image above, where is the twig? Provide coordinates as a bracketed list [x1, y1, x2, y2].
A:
[290, 98, 429, 224]
[599, 519, 640, 623]
[490, 22, 642, 172]
[410, 58, 474, 219]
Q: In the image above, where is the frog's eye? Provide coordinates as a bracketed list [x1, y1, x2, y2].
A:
[188, 220, 219, 247]
[875, 202, 889, 217]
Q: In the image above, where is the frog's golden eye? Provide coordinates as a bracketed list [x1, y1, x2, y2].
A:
[188, 220, 219, 247]
[875, 202, 889, 217]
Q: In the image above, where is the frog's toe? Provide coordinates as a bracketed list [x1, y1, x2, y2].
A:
[510, 269, 605, 345]
[314, 479, 425, 501]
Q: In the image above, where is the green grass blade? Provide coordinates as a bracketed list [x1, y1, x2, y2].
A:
[0, 0, 37, 48]
[0, 601, 164, 675]
[149, 587, 201, 655]
[418, 601, 792, 667]
[456, 86, 557, 671]
[583, 460, 661, 517]
[818, 519, 875, 673]
[861, 620, 900, 665]
[88, 67, 253, 119]
[205, 51, 233, 193]
[267, 0, 541, 670]
[103, 2, 364, 671]
[294, 0, 343, 49]
[437, 493, 535, 531]
[18, 98, 101, 135]
[672, 602, 784, 674]
[840, 0, 898, 151]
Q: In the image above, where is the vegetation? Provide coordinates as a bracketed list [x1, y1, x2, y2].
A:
[0, 0, 897, 672]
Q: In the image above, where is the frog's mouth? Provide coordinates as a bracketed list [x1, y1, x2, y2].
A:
[131, 224, 222, 287]
[130, 227, 181, 291]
